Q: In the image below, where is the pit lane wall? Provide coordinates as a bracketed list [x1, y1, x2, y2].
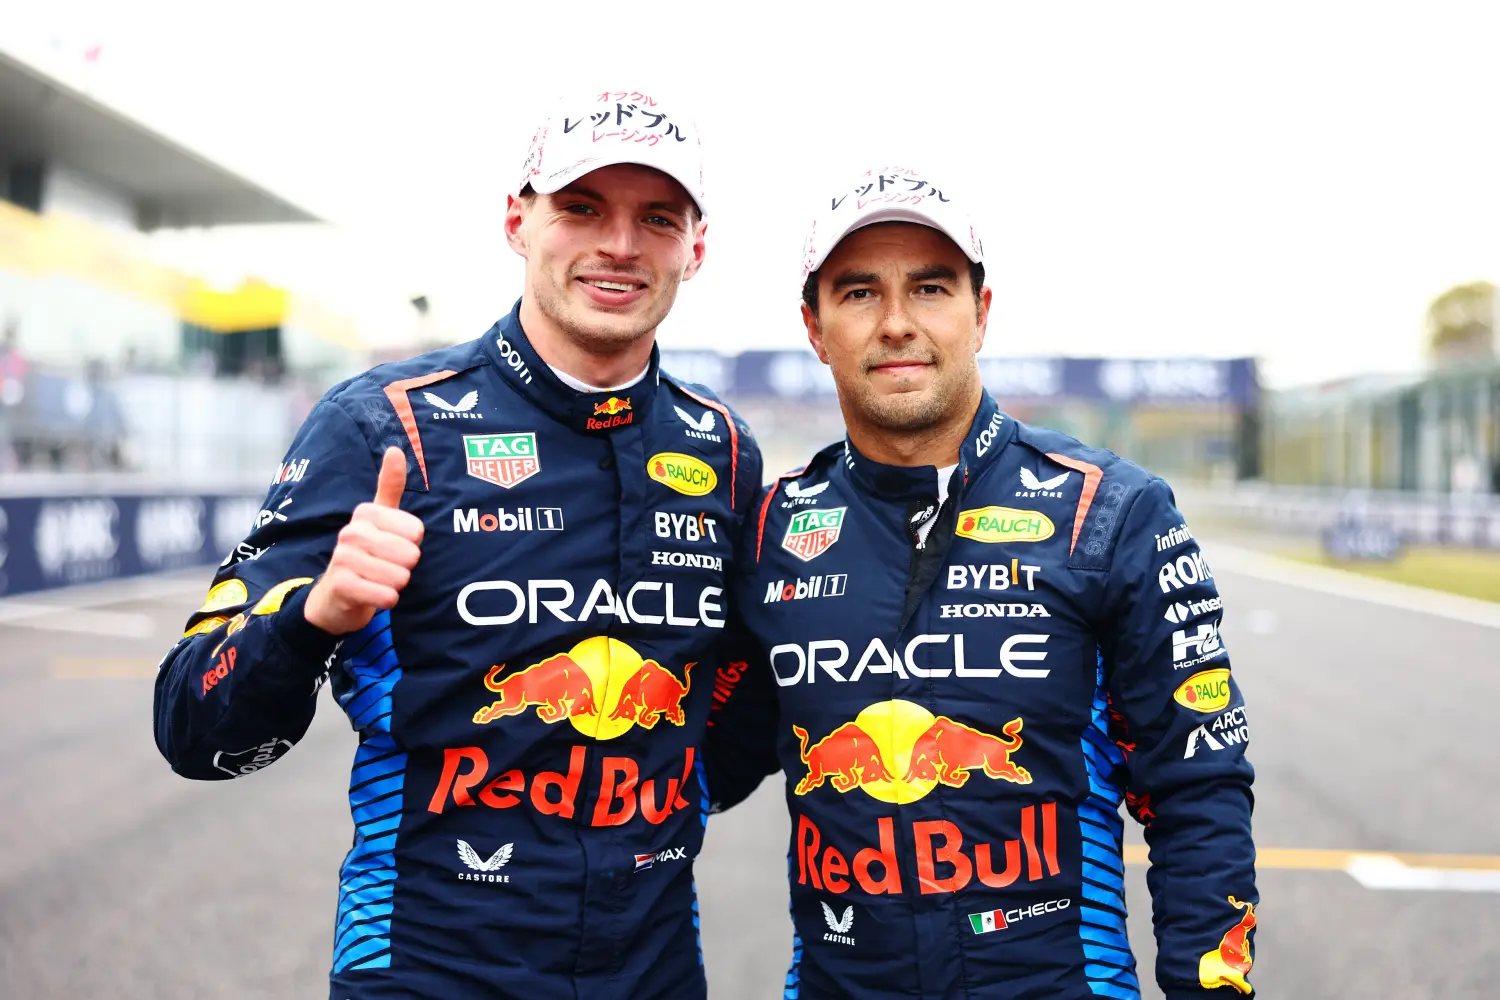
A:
[0, 490, 262, 597]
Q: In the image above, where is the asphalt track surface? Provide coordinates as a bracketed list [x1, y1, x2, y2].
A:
[2, 544, 1498, 999]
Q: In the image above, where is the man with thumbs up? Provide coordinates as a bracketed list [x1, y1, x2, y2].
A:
[153, 90, 762, 1000]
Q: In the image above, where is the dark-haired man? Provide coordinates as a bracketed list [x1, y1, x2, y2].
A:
[709, 167, 1257, 999]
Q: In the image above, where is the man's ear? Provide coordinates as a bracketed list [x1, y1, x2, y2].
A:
[803, 302, 829, 364]
[681, 218, 708, 281]
[504, 194, 529, 258]
[973, 284, 993, 354]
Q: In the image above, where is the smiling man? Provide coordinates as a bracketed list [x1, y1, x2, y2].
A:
[706, 168, 1258, 999]
[154, 92, 761, 1000]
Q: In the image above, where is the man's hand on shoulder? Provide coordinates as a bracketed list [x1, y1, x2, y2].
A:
[304, 447, 424, 635]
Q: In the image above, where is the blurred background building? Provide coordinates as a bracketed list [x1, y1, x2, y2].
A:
[1, 32, 1497, 598]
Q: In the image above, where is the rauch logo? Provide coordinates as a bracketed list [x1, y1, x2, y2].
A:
[648, 452, 717, 497]
[955, 507, 1055, 544]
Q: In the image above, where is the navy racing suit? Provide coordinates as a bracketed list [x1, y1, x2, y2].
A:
[153, 301, 762, 1000]
[706, 391, 1256, 1000]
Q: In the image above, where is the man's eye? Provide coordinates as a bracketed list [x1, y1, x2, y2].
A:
[844, 288, 873, 301]
[645, 214, 677, 228]
[565, 204, 597, 216]
[916, 284, 948, 295]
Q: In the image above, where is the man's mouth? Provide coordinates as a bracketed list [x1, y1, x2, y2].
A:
[579, 278, 647, 292]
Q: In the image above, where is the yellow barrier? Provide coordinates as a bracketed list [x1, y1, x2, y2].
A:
[0, 199, 358, 344]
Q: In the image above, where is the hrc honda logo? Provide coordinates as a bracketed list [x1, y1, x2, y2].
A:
[764, 573, 848, 603]
[1172, 620, 1225, 669]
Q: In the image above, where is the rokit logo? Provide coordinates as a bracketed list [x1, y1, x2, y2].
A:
[781, 480, 829, 508]
[764, 574, 848, 603]
[453, 507, 563, 533]
[1184, 706, 1249, 758]
[1158, 549, 1214, 593]
[457, 840, 513, 882]
[212, 738, 292, 777]
[673, 404, 723, 443]
[770, 633, 1050, 685]
[424, 390, 482, 420]
[1172, 621, 1225, 669]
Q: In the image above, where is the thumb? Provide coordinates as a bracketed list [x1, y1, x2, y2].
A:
[373, 447, 408, 508]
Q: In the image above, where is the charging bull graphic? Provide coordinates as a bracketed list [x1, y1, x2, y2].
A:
[610, 661, 694, 729]
[475, 654, 597, 724]
[903, 716, 1032, 788]
[792, 721, 895, 795]
[790, 701, 1031, 803]
[473, 637, 690, 740]
[1198, 896, 1256, 994]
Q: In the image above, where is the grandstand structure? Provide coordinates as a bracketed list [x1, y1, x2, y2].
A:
[0, 44, 365, 480]
[1264, 360, 1500, 496]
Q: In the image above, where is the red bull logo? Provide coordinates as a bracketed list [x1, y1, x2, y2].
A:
[473, 636, 691, 740]
[791, 701, 1031, 803]
[795, 804, 1061, 897]
[427, 744, 696, 828]
[586, 396, 635, 430]
[593, 396, 632, 416]
[1199, 896, 1256, 994]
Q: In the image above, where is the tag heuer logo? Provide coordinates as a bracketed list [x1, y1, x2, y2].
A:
[782, 507, 847, 562]
[465, 433, 540, 489]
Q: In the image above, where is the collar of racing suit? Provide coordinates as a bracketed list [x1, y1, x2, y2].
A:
[836, 390, 1014, 629]
[838, 389, 1013, 501]
[480, 298, 661, 434]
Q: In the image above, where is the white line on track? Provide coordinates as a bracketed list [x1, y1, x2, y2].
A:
[1208, 543, 1500, 630]
[0, 571, 205, 637]
[1345, 855, 1500, 893]
[0, 603, 157, 637]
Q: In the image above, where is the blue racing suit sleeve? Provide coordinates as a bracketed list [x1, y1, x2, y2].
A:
[701, 485, 780, 813]
[1099, 479, 1258, 999]
[152, 396, 378, 780]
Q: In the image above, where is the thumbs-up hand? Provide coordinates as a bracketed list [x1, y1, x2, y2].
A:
[304, 447, 426, 635]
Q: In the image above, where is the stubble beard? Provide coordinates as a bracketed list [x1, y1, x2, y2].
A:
[531, 265, 681, 357]
[845, 357, 981, 435]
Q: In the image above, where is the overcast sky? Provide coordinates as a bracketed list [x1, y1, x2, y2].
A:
[8, 2, 1500, 387]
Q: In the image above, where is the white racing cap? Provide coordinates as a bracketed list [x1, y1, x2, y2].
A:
[800, 166, 984, 279]
[518, 90, 706, 216]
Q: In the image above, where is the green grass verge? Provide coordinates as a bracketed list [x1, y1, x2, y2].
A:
[1275, 543, 1500, 604]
